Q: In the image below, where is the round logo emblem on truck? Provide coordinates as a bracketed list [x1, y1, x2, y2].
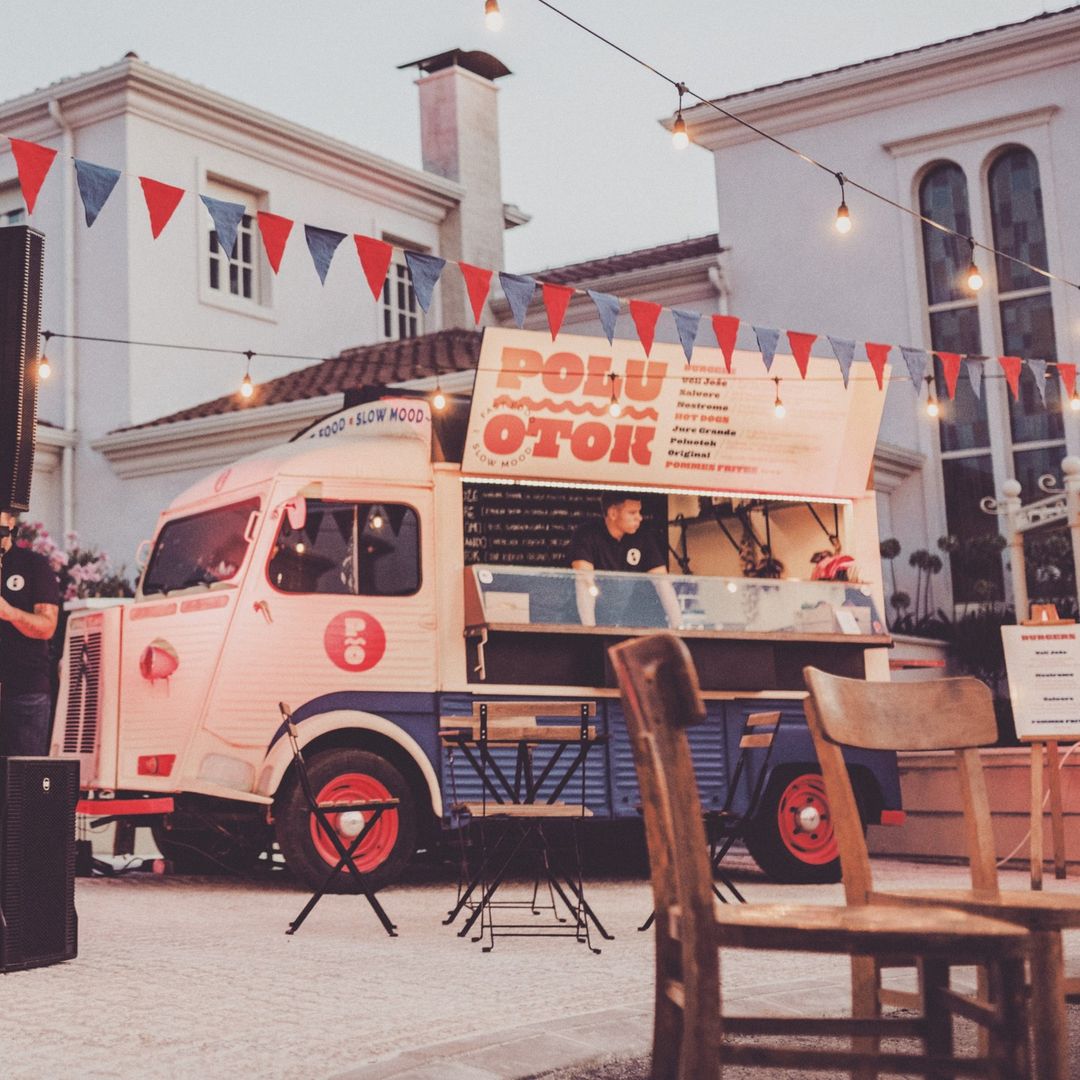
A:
[324, 611, 387, 673]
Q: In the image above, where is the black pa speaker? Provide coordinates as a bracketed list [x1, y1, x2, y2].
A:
[0, 757, 79, 972]
[0, 225, 45, 513]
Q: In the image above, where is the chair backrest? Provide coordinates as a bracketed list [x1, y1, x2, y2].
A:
[610, 633, 721, 1051]
[719, 710, 782, 817]
[802, 667, 1001, 901]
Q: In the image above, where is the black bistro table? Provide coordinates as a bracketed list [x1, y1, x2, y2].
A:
[440, 701, 613, 952]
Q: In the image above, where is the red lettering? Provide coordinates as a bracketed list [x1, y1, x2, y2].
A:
[623, 359, 666, 402]
[570, 422, 611, 462]
[630, 426, 655, 465]
[609, 423, 633, 464]
[496, 347, 542, 389]
[483, 413, 526, 454]
[528, 416, 573, 457]
[542, 352, 584, 394]
[583, 355, 614, 398]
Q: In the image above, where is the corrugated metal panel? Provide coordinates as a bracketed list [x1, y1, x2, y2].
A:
[62, 630, 101, 756]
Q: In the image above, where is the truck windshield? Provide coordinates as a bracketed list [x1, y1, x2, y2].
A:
[141, 498, 260, 595]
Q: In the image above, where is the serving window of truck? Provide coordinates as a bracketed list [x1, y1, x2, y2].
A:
[55, 328, 900, 890]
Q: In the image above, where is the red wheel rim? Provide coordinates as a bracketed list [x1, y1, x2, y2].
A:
[310, 772, 399, 873]
[776, 773, 837, 866]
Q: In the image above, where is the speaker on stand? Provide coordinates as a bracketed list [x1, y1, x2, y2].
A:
[0, 757, 79, 971]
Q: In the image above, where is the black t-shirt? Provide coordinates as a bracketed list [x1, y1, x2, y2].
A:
[567, 519, 666, 573]
[0, 544, 61, 694]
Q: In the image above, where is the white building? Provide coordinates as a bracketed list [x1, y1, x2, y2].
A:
[684, 6, 1080, 613]
[0, 48, 523, 565]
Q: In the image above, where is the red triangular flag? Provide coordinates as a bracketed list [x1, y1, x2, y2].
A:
[458, 262, 494, 326]
[999, 355, 1023, 400]
[354, 235, 394, 300]
[629, 299, 663, 357]
[936, 352, 962, 400]
[10, 138, 58, 214]
[1058, 362, 1077, 400]
[711, 314, 739, 372]
[256, 211, 293, 274]
[139, 177, 185, 239]
[542, 283, 573, 340]
[864, 343, 891, 390]
[787, 331, 817, 379]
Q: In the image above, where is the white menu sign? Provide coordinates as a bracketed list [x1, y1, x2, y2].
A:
[1001, 624, 1080, 740]
[463, 329, 887, 500]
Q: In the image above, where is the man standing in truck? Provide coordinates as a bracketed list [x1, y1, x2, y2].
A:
[0, 511, 60, 757]
[569, 492, 680, 628]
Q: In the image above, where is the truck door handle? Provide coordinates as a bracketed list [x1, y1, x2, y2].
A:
[254, 600, 273, 624]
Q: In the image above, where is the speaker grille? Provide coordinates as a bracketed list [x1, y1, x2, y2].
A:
[0, 757, 79, 972]
[62, 630, 103, 755]
[0, 225, 44, 513]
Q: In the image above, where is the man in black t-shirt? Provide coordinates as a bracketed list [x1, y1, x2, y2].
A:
[568, 492, 679, 628]
[0, 511, 60, 757]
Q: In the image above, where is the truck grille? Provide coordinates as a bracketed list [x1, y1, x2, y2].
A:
[63, 630, 102, 755]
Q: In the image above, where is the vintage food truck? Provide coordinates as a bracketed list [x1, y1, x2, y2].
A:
[54, 328, 901, 889]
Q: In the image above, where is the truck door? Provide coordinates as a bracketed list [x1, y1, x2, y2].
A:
[200, 488, 438, 756]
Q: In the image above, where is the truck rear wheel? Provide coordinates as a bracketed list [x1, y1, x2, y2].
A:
[275, 747, 417, 893]
[745, 767, 843, 884]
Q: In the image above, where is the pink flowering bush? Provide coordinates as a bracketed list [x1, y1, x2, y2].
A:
[14, 521, 134, 601]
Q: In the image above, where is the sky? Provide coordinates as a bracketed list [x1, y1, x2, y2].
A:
[1, 1, 1074, 272]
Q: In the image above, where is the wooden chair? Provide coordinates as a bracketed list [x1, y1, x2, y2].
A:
[803, 666, 1078, 1080]
[610, 634, 1033, 1079]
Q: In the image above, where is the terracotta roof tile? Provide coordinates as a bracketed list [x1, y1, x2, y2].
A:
[526, 233, 721, 286]
[116, 328, 482, 432]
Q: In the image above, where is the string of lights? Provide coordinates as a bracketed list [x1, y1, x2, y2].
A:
[490, 0, 1080, 296]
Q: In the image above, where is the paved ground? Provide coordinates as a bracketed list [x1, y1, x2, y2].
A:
[1, 854, 1077, 1079]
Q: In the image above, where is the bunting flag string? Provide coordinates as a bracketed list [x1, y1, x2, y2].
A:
[4, 131, 1080, 413]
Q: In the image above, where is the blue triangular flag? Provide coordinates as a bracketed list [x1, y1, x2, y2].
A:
[1027, 358, 1048, 403]
[753, 325, 780, 372]
[827, 336, 856, 388]
[587, 290, 620, 343]
[73, 159, 120, 228]
[200, 195, 246, 259]
[304, 225, 346, 285]
[900, 345, 928, 390]
[672, 309, 701, 363]
[964, 357, 984, 399]
[403, 250, 446, 313]
[499, 272, 537, 328]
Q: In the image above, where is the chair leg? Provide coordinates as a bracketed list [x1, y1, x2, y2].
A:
[985, 954, 1031, 1080]
[1028, 929, 1067, 1080]
[851, 955, 882, 1080]
[652, 928, 683, 1080]
[918, 957, 953, 1072]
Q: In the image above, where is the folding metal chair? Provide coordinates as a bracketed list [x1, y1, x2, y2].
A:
[279, 703, 399, 937]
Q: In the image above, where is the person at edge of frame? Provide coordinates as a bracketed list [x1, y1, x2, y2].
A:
[0, 509, 60, 757]
[568, 491, 681, 629]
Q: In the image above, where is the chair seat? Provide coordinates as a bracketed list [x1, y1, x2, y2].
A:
[458, 801, 593, 819]
[315, 798, 400, 813]
[868, 888, 1080, 933]
[681, 901, 1029, 960]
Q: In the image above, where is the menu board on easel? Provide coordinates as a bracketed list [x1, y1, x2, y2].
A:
[1000, 624, 1080, 740]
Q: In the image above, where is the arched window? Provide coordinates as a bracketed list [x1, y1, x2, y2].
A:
[919, 163, 999, 602]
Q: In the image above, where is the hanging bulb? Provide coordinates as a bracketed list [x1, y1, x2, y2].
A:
[671, 113, 689, 151]
[725, 580, 738, 594]
[965, 239, 983, 291]
[1070, 390, 1080, 412]
[38, 354, 51, 380]
[608, 374, 622, 417]
[432, 384, 447, 411]
[833, 173, 851, 234]
[370, 510, 385, 530]
[773, 377, 786, 419]
[240, 372, 254, 398]
[588, 583, 600, 598]
[295, 542, 306, 555]
[926, 395, 940, 418]
[484, 0, 502, 30]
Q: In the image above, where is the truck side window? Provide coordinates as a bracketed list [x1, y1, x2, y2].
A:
[142, 498, 260, 595]
[268, 500, 420, 597]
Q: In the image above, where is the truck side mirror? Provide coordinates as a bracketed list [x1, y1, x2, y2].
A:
[135, 539, 152, 569]
[284, 496, 307, 532]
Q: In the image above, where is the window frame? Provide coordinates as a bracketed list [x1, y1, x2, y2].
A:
[379, 242, 425, 342]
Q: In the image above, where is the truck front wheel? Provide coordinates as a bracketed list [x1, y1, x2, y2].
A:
[744, 768, 843, 884]
[275, 747, 417, 893]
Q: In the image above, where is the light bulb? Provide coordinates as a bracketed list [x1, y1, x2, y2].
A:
[671, 114, 689, 151]
[484, 0, 502, 30]
[588, 583, 600, 598]
[834, 202, 851, 234]
[926, 398, 940, 418]
[240, 373, 254, 398]
[1071, 391, 1080, 412]
[774, 401, 786, 419]
[725, 581, 738, 594]
[966, 261, 983, 291]
[608, 399, 622, 417]
[371, 513, 384, 530]
[38, 356, 51, 380]
[432, 389, 447, 411]
[295, 542, 305, 554]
